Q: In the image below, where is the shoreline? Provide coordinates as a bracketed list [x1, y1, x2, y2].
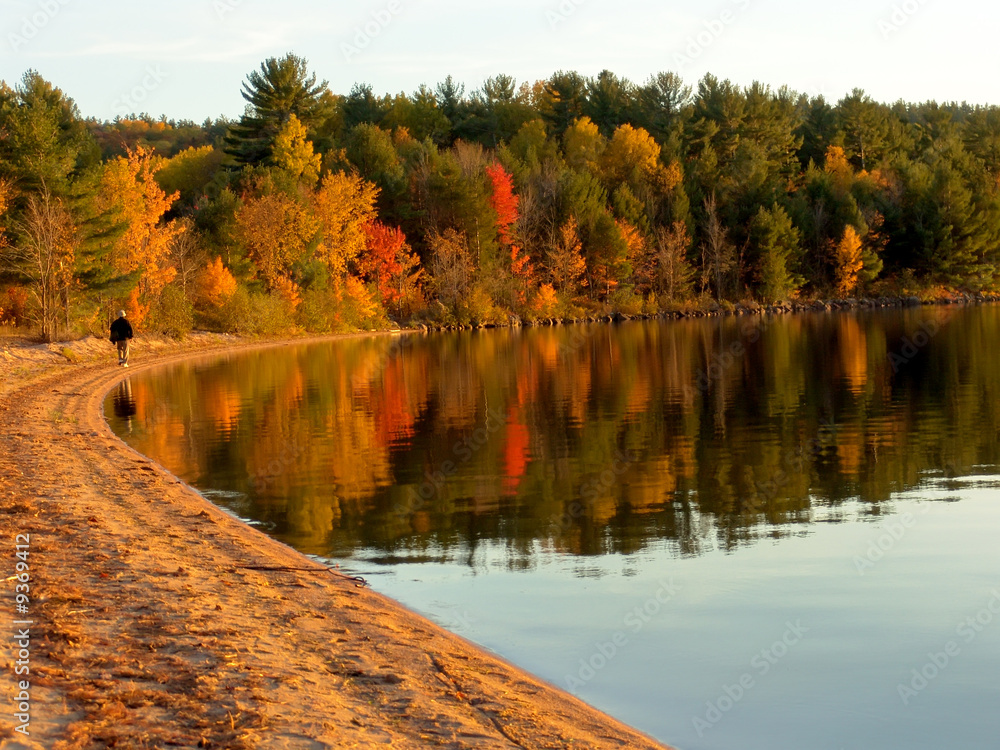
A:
[412, 291, 1000, 331]
[0, 332, 671, 749]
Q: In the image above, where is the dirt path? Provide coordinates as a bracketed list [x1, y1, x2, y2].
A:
[0, 335, 670, 750]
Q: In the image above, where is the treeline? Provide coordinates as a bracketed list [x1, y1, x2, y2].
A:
[3, 54, 1000, 341]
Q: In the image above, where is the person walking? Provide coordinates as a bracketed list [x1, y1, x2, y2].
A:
[109, 310, 134, 367]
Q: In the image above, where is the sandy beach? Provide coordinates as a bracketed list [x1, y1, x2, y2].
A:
[0, 333, 670, 750]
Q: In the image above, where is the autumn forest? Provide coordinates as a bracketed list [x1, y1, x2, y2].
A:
[4, 54, 1000, 341]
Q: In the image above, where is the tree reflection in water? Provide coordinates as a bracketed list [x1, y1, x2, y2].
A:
[105, 305, 1000, 565]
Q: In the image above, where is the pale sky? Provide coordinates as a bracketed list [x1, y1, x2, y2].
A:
[1, 0, 997, 122]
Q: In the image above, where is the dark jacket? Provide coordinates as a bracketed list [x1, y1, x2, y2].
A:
[110, 317, 133, 342]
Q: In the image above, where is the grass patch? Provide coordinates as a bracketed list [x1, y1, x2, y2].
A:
[48, 409, 78, 425]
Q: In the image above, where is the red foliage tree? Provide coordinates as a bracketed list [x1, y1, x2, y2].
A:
[358, 221, 421, 309]
[486, 162, 535, 304]
[485, 162, 519, 246]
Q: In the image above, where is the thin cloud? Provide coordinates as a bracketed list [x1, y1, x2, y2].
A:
[33, 31, 299, 65]
[50, 39, 199, 58]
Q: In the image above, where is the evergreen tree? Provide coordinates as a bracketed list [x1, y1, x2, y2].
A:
[749, 204, 802, 302]
[924, 159, 997, 287]
[0, 70, 96, 197]
[434, 75, 468, 144]
[343, 123, 406, 217]
[635, 72, 691, 147]
[540, 71, 588, 138]
[838, 89, 890, 171]
[585, 70, 635, 137]
[795, 95, 838, 169]
[225, 54, 329, 167]
[341, 83, 389, 130]
[383, 85, 451, 144]
[963, 107, 1000, 177]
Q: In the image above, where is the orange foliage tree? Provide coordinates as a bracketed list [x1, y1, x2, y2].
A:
[199, 256, 237, 307]
[531, 282, 559, 318]
[546, 217, 587, 295]
[2, 287, 29, 326]
[618, 219, 648, 289]
[834, 225, 864, 296]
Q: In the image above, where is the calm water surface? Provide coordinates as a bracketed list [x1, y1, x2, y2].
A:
[105, 307, 1000, 750]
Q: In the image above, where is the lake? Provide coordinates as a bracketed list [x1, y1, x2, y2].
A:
[104, 306, 1000, 750]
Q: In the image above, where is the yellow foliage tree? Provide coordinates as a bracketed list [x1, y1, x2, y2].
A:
[312, 172, 379, 280]
[650, 160, 684, 195]
[98, 146, 180, 325]
[602, 124, 662, 187]
[10, 189, 78, 341]
[834, 225, 864, 297]
[824, 145, 853, 194]
[546, 217, 587, 294]
[343, 275, 382, 323]
[563, 117, 605, 173]
[234, 192, 318, 290]
[155, 145, 225, 203]
[272, 114, 321, 187]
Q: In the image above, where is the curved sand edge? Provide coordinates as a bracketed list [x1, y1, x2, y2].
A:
[0, 333, 672, 750]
